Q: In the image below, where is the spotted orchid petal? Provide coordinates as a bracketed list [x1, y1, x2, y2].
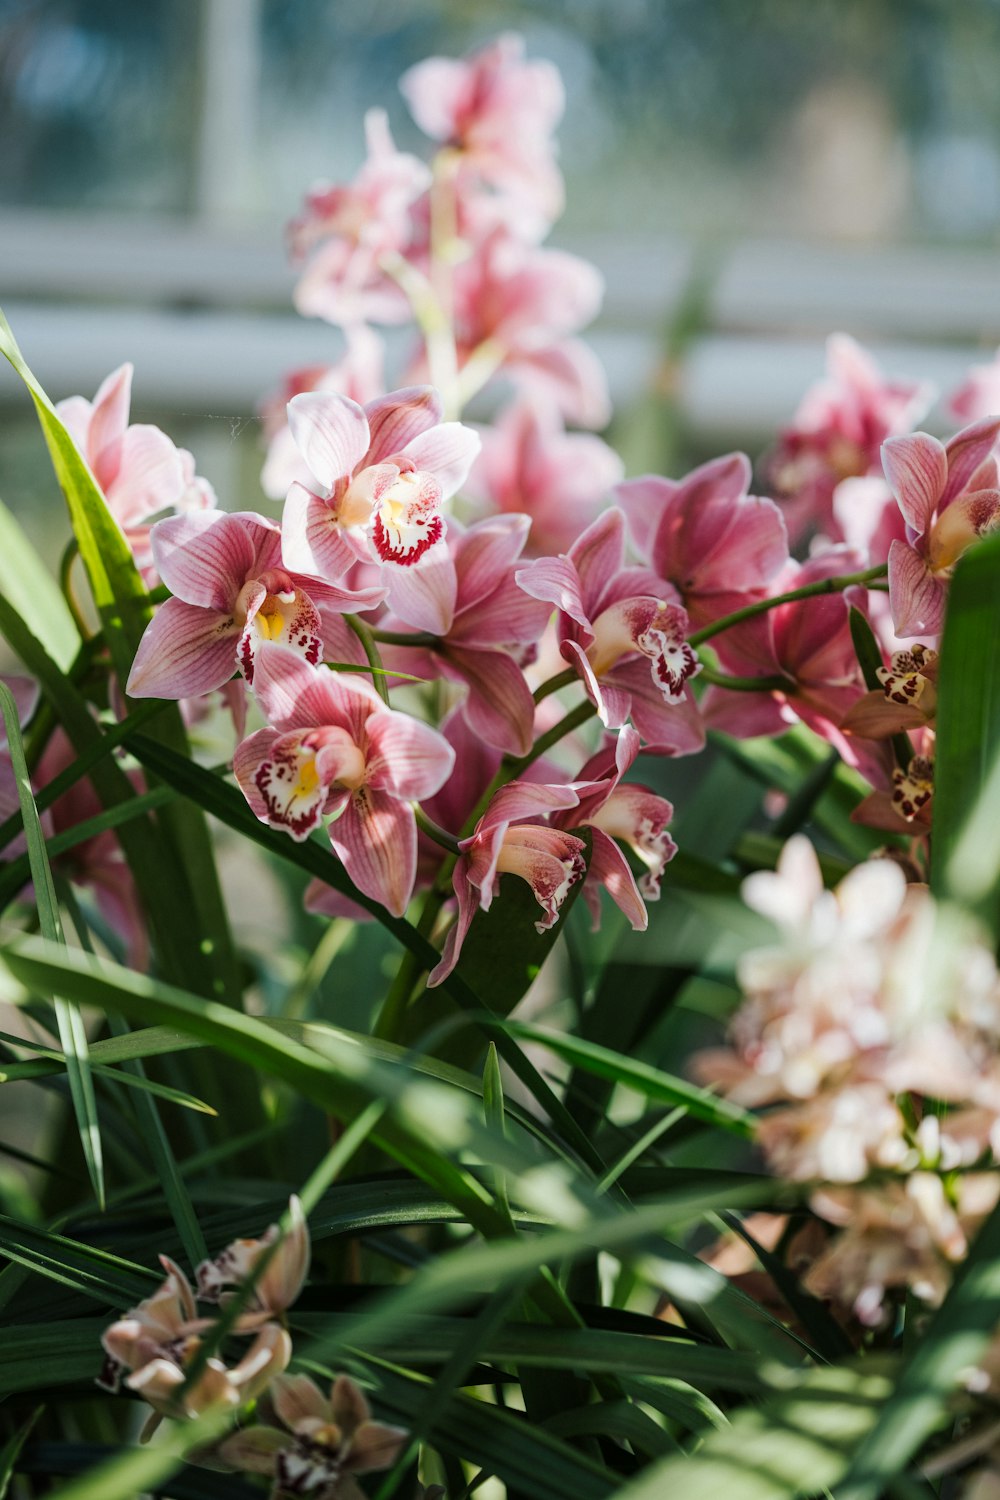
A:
[237, 583, 323, 685]
[234, 727, 355, 841]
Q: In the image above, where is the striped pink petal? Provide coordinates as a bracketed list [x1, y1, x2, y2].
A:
[126, 597, 240, 699]
[330, 787, 417, 916]
[287, 392, 370, 493]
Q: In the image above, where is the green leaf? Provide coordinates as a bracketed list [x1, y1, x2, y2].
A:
[0, 1404, 43, 1498]
[0, 681, 103, 1206]
[930, 531, 1000, 937]
[507, 1022, 756, 1138]
[611, 1360, 894, 1500]
[0, 1215, 155, 1305]
[0, 495, 77, 671]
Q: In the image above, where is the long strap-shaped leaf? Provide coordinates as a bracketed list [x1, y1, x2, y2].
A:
[0, 681, 103, 1206]
[0, 308, 240, 1008]
[930, 530, 1000, 940]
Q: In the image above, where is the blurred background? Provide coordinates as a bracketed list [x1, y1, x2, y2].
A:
[4, 0, 1000, 509]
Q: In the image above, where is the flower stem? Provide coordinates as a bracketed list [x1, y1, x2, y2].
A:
[688, 565, 888, 648]
[413, 804, 461, 855]
[368, 627, 439, 647]
[344, 615, 390, 705]
[533, 666, 578, 704]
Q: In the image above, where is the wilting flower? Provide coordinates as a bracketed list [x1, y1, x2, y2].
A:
[126, 510, 383, 700]
[551, 724, 676, 931]
[764, 334, 932, 542]
[280, 386, 480, 633]
[617, 453, 788, 628]
[197, 1196, 310, 1327]
[428, 781, 586, 985]
[99, 1257, 290, 1436]
[401, 31, 565, 231]
[218, 1372, 408, 1500]
[467, 399, 622, 558]
[57, 363, 213, 583]
[379, 513, 552, 755]
[883, 416, 1000, 637]
[234, 646, 454, 916]
[516, 508, 704, 753]
[291, 109, 431, 328]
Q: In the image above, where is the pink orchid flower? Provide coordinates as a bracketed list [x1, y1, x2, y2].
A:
[379, 514, 552, 756]
[126, 510, 383, 701]
[57, 363, 213, 583]
[400, 32, 565, 232]
[516, 507, 705, 754]
[882, 416, 1000, 638]
[291, 109, 431, 328]
[616, 453, 788, 628]
[448, 230, 607, 422]
[468, 399, 623, 557]
[260, 326, 385, 501]
[234, 645, 454, 916]
[554, 725, 677, 932]
[765, 334, 932, 543]
[703, 548, 867, 756]
[947, 347, 1000, 424]
[281, 385, 480, 634]
[428, 781, 586, 986]
[218, 1372, 408, 1500]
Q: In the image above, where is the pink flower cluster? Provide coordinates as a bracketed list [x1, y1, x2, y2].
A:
[693, 837, 1000, 1325]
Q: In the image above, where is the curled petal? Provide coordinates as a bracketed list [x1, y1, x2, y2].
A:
[427, 854, 481, 986]
[496, 824, 587, 932]
[586, 826, 648, 931]
[126, 598, 239, 700]
[515, 555, 589, 631]
[237, 585, 323, 685]
[472, 779, 580, 837]
[940, 414, 1000, 505]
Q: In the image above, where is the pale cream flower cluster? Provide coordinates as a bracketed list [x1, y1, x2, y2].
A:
[694, 837, 1000, 1325]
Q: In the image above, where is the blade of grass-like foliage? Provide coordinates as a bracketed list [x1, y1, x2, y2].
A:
[0, 496, 77, 671]
[507, 1022, 755, 1137]
[121, 732, 609, 1175]
[930, 532, 1000, 938]
[19, 1446, 257, 1500]
[0, 1216, 155, 1304]
[0, 1405, 43, 1499]
[0, 310, 240, 1007]
[0, 680, 103, 1206]
[834, 1197, 1000, 1500]
[609, 1360, 894, 1500]
[30, 1409, 234, 1500]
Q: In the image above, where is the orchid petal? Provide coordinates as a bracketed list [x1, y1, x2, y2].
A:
[126, 598, 239, 699]
[151, 510, 272, 609]
[444, 645, 538, 756]
[362, 386, 442, 464]
[881, 433, 947, 536]
[472, 779, 579, 837]
[941, 415, 1000, 506]
[251, 646, 381, 738]
[87, 362, 133, 491]
[383, 545, 457, 634]
[887, 538, 948, 638]
[330, 787, 416, 916]
[364, 708, 455, 799]
[107, 424, 185, 528]
[567, 508, 626, 613]
[281, 483, 359, 582]
[287, 392, 370, 492]
[400, 421, 482, 501]
[427, 856, 480, 986]
[586, 826, 648, 931]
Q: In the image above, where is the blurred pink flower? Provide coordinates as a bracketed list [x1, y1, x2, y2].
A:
[617, 452, 788, 628]
[468, 399, 623, 556]
[765, 334, 932, 543]
[291, 109, 431, 328]
[947, 346, 1000, 424]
